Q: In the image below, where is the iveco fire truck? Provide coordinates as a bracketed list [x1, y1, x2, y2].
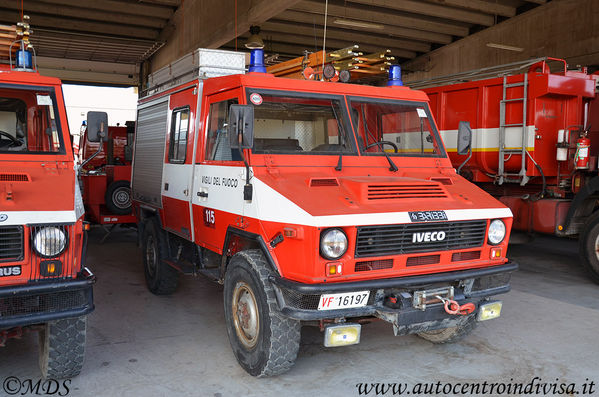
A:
[411, 58, 599, 283]
[0, 19, 94, 379]
[130, 48, 517, 377]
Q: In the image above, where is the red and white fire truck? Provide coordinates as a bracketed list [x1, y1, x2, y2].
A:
[0, 20, 94, 379]
[413, 58, 599, 283]
[131, 48, 517, 377]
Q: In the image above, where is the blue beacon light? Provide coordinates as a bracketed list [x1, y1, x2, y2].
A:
[387, 65, 403, 87]
[249, 49, 267, 73]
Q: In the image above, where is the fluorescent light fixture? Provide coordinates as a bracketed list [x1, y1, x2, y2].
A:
[333, 18, 384, 30]
[486, 43, 524, 52]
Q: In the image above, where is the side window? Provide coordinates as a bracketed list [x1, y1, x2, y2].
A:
[205, 98, 239, 161]
[169, 107, 190, 163]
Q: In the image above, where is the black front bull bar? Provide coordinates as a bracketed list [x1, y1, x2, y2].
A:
[0, 268, 95, 329]
[269, 261, 518, 331]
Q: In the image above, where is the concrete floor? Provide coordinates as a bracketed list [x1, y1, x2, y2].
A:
[1, 228, 598, 396]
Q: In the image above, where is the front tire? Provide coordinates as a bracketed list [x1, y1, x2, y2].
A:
[417, 314, 477, 344]
[142, 218, 179, 295]
[38, 316, 87, 379]
[579, 211, 599, 284]
[224, 250, 300, 377]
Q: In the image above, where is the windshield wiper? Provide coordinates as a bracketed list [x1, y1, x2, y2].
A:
[361, 106, 398, 172]
[331, 104, 344, 171]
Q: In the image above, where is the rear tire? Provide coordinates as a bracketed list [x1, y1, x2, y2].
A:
[579, 211, 599, 284]
[224, 250, 300, 377]
[142, 218, 179, 295]
[417, 314, 477, 344]
[38, 316, 87, 379]
[105, 180, 132, 215]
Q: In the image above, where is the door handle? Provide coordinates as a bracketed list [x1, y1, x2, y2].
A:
[197, 191, 208, 198]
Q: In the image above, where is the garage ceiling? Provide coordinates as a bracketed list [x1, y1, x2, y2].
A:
[0, 0, 546, 85]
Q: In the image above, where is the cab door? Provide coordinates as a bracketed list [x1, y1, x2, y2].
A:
[192, 88, 243, 252]
[161, 85, 197, 240]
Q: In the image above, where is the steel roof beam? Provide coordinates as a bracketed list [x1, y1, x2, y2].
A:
[292, 1, 469, 37]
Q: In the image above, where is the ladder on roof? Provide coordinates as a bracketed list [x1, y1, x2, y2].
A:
[498, 73, 529, 185]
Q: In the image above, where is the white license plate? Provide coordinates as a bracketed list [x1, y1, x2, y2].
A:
[318, 291, 370, 310]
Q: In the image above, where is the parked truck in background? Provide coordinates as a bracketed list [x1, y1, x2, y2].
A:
[79, 121, 136, 228]
[412, 58, 599, 283]
[127, 48, 517, 377]
[0, 19, 94, 379]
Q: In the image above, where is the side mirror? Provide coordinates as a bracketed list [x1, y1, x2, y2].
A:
[86, 111, 108, 142]
[457, 121, 472, 155]
[228, 105, 254, 149]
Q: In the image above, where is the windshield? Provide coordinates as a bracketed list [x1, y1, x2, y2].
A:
[0, 86, 64, 154]
[247, 90, 356, 154]
[348, 98, 444, 157]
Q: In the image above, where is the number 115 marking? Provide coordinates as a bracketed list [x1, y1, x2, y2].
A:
[204, 208, 215, 228]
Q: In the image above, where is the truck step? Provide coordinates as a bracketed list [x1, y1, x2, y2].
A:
[501, 98, 525, 103]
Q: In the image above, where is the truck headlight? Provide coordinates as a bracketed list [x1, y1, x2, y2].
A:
[320, 228, 348, 260]
[488, 219, 506, 245]
[33, 227, 67, 258]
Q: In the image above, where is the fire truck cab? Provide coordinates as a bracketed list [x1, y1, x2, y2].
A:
[0, 28, 94, 379]
[131, 49, 517, 377]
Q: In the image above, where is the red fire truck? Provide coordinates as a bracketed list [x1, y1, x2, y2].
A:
[80, 121, 136, 228]
[0, 20, 94, 379]
[130, 48, 517, 377]
[413, 58, 599, 283]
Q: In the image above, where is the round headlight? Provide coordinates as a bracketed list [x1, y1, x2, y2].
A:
[320, 228, 348, 260]
[33, 227, 67, 257]
[488, 219, 506, 245]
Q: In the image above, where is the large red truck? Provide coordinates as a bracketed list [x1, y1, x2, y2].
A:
[413, 58, 599, 283]
[80, 121, 136, 227]
[0, 20, 94, 378]
[129, 48, 517, 377]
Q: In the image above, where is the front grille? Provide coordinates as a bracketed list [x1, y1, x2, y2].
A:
[355, 259, 393, 272]
[452, 251, 481, 262]
[406, 254, 440, 266]
[0, 226, 23, 262]
[367, 183, 447, 200]
[355, 220, 487, 257]
[0, 289, 87, 318]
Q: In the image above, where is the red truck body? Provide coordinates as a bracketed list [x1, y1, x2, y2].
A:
[130, 49, 517, 377]
[419, 58, 599, 282]
[0, 61, 94, 378]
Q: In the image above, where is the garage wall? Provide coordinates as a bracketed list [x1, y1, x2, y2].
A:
[403, 0, 599, 82]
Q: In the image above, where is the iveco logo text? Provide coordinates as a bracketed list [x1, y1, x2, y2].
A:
[412, 231, 446, 243]
[0, 214, 7, 222]
[0, 266, 21, 277]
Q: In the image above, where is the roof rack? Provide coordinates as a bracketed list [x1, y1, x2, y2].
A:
[142, 48, 246, 98]
[407, 57, 567, 90]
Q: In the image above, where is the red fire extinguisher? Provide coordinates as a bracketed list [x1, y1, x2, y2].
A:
[575, 135, 591, 169]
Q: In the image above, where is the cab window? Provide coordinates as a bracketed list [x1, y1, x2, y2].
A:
[168, 107, 189, 163]
[205, 98, 239, 161]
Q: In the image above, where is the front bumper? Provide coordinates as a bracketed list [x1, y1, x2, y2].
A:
[0, 268, 95, 329]
[270, 261, 517, 333]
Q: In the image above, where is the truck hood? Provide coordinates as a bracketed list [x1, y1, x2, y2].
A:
[247, 167, 511, 227]
[0, 161, 76, 225]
